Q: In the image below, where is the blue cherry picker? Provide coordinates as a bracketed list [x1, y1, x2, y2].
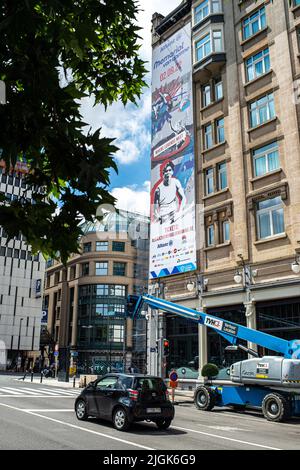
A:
[127, 294, 300, 422]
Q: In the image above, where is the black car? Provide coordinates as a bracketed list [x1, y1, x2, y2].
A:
[74, 373, 175, 431]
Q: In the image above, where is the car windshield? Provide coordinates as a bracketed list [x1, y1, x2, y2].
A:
[135, 377, 166, 392]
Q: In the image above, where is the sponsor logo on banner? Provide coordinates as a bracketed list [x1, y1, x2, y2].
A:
[149, 23, 197, 279]
[204, 317, 223, 331]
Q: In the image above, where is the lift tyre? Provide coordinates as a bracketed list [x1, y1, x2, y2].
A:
[262, 393, 291, 422]
[194, 386, 216, 411]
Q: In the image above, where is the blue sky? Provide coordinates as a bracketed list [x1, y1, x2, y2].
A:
[80, 0, 180, 215]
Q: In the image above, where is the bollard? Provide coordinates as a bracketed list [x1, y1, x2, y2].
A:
[84, 375, 86, 387]
[73, 376, 76, 388]
[40, 373, 43, 383]
[31, 371, 33, 382]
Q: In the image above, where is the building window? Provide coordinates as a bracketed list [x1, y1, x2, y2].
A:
[194, 0, 209, 24]
[204, 124, 213, 149]
[242, 6, 266, 40]
[81, 262, 89, 276]
[205, 168, 214, 195]
[113, 262, 126, 277]
[196, 33, 211, 62]
[218, 162, 227, 190]
[222, 220, 230, 243]
[256, 196, 284, 239]
[201, 78, 223, 108]
[207, 225, 215, 246]
[54, 272, 60, 285]
[112, 241, 125, 252]
[96, 262, 108, 276]
[253, 142, 279, 177]
[83, 242, 92, 253]
[96, 241, 108, 251]
[202, 84, 211, 107]
[213, 30, 222, 52]
[216, 117, 225, 143]
[109, 324, 124, 343]
[0, 246, 6, 256]
[249, 93, 275, 128]
[215, 78, 223, 100]
[194, 0, 222, 25]
[246, 48, 270, 82]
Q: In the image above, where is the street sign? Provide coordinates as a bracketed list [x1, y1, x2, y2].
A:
[70, 351, 78, 357]
[169, 370, 178, 382]
[54, 351, 59, 357]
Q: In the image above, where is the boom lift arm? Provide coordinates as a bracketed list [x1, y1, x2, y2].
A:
[128, 294, 300, 360]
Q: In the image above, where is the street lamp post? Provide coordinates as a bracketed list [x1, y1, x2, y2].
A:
[234, 254, 257, 355]
[186, 275, 208, 379]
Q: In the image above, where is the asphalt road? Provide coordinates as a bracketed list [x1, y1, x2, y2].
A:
[0, 375, 300, 451]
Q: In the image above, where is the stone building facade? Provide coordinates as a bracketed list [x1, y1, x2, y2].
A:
[151, 0, 300, 374]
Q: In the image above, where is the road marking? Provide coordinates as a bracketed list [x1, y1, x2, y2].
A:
[0, 402, 154, 450]
[171, 425, 281, 450]
[0, 388, 22, 395]
[0, 395, 76, 398]
[23, 409, 74, 412]
[22, 388, 70, 396]
[38, 388, 79, 395]
[208, 426, 247, 432]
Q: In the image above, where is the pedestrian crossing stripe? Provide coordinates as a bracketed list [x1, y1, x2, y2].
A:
[0, 387, 80, 397]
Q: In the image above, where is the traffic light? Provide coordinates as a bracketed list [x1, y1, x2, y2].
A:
[163, 339, 169, 357]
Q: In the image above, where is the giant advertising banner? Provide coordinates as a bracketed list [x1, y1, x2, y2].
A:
[150, 23, 196, 279]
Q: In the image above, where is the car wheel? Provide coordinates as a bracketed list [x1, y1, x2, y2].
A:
[113, 407, 130, 431]
[156, 418, 172, 430]
[75, 399, 88, 421]
[262, 393, 291, 422]
[194, 386, 216, 411]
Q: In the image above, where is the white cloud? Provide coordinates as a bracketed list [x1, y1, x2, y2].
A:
[80, 1, 180, 166]
[111, 181, 150, 215]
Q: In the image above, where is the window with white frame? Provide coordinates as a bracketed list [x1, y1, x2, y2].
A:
[194, 0, 209, 24]
[246, 48, 270, 82]
[242, 6, 266, 40]
[96, 262, 108, 276]
[252, 141, 279, 177]
[205, 168, 214, 195]
[202, 84, 211, 107]
[201, 78, 223, 107]
[218, 162, 227, 190]
[96, 241, 108, 251]
[204, 124, 213, 149]
[249, 93, 275, 128]
[216, 117, 225, 143]
[213, 30, 222, 52]
[222, 220, 230, 243]
[256, 196, 284, 239]
[195, 33, 211, 62]
[195, 29, 223, 63]
[194, 0, 222, 25]
[207, 225, 215, 246]
[215, 78, 223, 100]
